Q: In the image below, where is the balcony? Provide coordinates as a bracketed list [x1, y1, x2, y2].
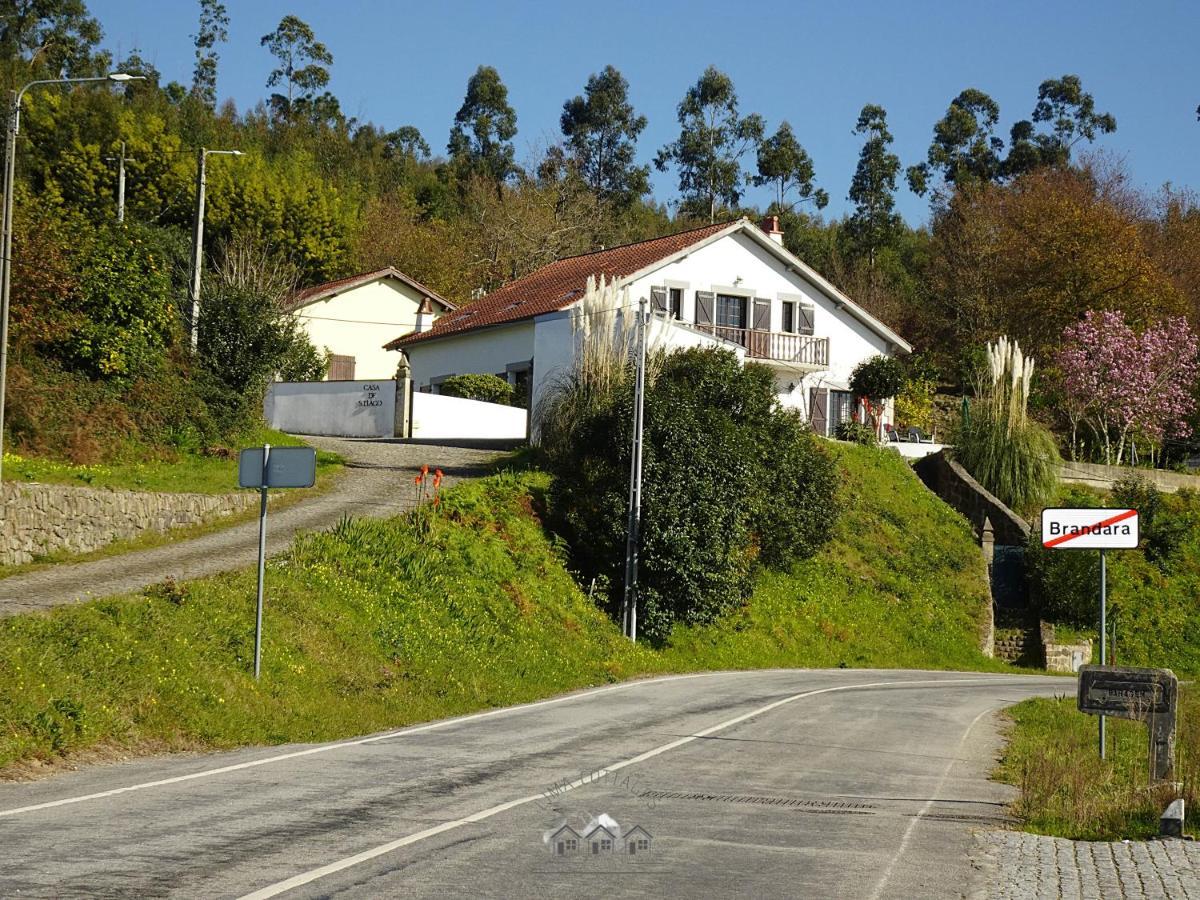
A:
[702, 326, 830, 370]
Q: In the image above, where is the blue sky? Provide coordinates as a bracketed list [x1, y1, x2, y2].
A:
[93, 0, 1199, 225]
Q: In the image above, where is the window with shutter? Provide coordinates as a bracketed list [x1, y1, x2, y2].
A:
[798, 303, 816, 336]
[650, 286, 668, 314]
[669, 287, 683, 319]
[695, 290, 715, 326]
[328, 354, 356, 380]
[781, 301, 796, 334]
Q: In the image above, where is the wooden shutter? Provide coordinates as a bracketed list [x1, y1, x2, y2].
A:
[328, 354, 355, 380]
[650, 286, 668, 314]
[798, 303, 816, 336]
[809, 388, 829, 436]
[752, 298, 771, 331]
[695, 291, 715, 326]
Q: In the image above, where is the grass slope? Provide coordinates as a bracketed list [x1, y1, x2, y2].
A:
[0, 443, 996, 775]
[666, 443, 996, 671]
[2, 428, 339, 494]
[997, 692, 1200, 840]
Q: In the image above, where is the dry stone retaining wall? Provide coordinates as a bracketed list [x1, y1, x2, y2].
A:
[0, 481, 259, 566]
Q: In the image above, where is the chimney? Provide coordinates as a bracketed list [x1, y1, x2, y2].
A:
[759, 215, 785, 246]
[415, 297, 435, 333]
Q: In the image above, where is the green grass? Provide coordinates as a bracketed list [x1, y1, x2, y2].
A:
[996, 691, 1200, 840]
[0, 442, 1004, 776]
[2, 428, 339, 494]
[664, 443, 1002, 671]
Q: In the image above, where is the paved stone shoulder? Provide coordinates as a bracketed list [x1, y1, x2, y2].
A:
[975, 830, 1200, 899]
[0, 438, 503, 616]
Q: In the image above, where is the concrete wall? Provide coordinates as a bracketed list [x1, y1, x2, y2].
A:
[265, 380, 396, 438]
[1, 481, 258, 566]
[913, 450, 1031, 546]
[1059, 460, 1200, 495]
[294, 278, 439, 380]
[405, 322, 536, 394]
[410, 393, 527, 442]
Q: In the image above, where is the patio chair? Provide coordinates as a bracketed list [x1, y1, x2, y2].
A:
[907, 427, 934, 444]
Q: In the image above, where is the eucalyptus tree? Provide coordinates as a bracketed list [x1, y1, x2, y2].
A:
[655, 66, 764, 222]
[846, 104, 902, 265]
[560, 65, 649, 209]
[191, 0, 229, 109]
[754, 121, 828, 213]
[448, 65, 519, 185]
[907, 88, 1004, 197]
[260, 15, 334, 122]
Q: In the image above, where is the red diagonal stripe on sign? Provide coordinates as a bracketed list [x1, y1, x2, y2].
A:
[1043, 508, 1138, 548]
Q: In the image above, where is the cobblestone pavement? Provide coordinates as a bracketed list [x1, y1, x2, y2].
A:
[974, 830, 1200, 899]
[0, 437, 505, 615]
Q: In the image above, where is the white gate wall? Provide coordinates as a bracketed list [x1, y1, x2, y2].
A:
[411, 393, 527, 441]
[265, 380, 396, 438]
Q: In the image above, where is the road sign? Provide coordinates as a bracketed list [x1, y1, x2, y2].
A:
[238, 444, 317, 680]
[238, 446, 316, 489]
[1077, 665, 1177, 781]
[1041, 507, 1139, 550]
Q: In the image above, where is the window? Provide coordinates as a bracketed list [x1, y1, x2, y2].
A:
[328, 354, 355, 380]
[830, 390, 856, 426]
[781, 301, 797, 334]
[716, 294, 747, 329]
[669, 287, 683, 319]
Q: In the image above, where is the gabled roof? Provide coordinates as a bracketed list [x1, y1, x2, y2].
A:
[286, 266, 456, 314]
[583, 824, 617, 839]
[549, 824, 581, 839]
[385, 217, 911, 353]
[385, 220, 734, 349]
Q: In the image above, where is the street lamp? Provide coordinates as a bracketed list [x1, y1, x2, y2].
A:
[188, 147, 245, 350]
[0, 72, 145, 484]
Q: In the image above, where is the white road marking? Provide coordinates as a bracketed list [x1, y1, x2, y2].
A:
[0, 671, 733, 820]
[238, 676, 1021, 899]
[867, 704, 998, 900]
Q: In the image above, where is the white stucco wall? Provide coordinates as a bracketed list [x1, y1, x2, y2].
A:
[405, 322, 536, 392]
[411, 393, 527, 441]
[265, 380, 396, 437]
[622, 231, 897, 389]
[294, 278, 439, 380]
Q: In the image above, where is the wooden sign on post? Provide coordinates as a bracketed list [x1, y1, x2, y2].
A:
[1077, 664, 1177, 782]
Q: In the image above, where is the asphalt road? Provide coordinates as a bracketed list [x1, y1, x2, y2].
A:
[0, 438, 503, 616]
[0, 669, 1067, 899]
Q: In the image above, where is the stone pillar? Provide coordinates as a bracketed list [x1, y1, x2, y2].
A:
[980, 516, 995, 658]
[394, 356, 412, 439]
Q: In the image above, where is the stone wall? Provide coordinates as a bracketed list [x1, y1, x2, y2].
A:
[1, 481, 260, 565]
[1059, 460, 1200, 495]
[913, 450, 1031, 545]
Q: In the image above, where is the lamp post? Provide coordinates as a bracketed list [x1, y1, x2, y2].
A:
[0, 72, 144, 484]
[187, 147, 244, 350]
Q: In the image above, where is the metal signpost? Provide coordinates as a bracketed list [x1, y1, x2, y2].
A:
[1042, 507, 1139, 758]
[621, 297, 649, 643]
[238, 444, 316, 679]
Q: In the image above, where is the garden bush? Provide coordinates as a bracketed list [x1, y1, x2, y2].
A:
[547, 347, 839, 644]
[439, 373, 514, 406]
[835, 420, 877, 446]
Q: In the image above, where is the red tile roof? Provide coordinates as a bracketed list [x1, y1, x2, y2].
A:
[385, 220, 737, 349]
[286, 266, 456, 313]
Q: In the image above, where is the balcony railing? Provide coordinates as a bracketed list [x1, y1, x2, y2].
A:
[703, 326, 830, 368]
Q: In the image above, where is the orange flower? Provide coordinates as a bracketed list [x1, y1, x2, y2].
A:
[433, 469, 444, 488]
[420, 464, 430, 477]
[413, 474, 422, 485]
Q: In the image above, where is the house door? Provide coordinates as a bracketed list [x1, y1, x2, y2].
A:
[809, 388, 828, 436]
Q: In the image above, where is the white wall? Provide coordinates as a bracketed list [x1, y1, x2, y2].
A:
[411, 393, 527, 441]
[294, 278, 437, 380]
[265, 380, 396, 437]
[405, 322, 536, 391]
[623, 231, 896, 388]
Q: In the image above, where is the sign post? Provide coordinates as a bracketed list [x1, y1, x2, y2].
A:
[238, 444, 317, 679]
[1042, 507, 1139, 759]
[1077, 664, 1177, 781]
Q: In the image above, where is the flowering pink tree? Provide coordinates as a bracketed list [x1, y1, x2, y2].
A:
[1057, 310, 1200, 465]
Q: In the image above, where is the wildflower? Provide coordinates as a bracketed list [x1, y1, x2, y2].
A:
[420, 464, 430, 477]
[413, 474, 422, 485]
[433, 469, 443, 489]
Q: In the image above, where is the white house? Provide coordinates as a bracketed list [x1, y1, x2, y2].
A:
[287, 267, 455, 381]
[386, 218, 911, 435]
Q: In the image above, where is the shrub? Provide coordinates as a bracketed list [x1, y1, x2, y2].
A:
[955, 337, 1059, 513]
[850, 354, 906, 427]
[835, 420, 877, 446]
[439, 373, 514, 406]
[547, 346, 839, 643]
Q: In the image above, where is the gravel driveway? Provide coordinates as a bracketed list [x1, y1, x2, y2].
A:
[0, 438, 505, 617]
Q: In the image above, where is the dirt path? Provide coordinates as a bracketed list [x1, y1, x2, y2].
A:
[0, 438, 505, 617]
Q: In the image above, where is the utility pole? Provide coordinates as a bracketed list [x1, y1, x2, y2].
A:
[622, 297, 648, 641]
[104, 141, 131, 223]
[187, 147, 243, 351]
